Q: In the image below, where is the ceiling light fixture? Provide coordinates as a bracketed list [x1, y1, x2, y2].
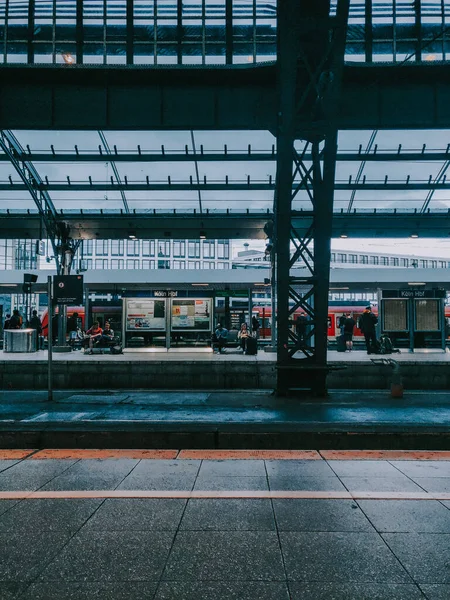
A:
[408, 282, 426, 286]
[410, 233, 419, 238]
[199, 231, 206, 239]
[192, 283, 209, 286]
[339, 233, 348, 239]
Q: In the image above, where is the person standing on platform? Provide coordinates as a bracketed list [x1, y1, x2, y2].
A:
[343, 312, 356, 352]
[3, 314, 11, 331]
[358, 306, 378, 354]
[29, 310, 42, 350]
[252, 316, 260, 339]
[214, 323, 228, 354]
[9, 309, 23, 329]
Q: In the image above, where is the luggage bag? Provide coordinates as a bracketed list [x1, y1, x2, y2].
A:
[336, 335, 346, 352]
[245, 335, 258, 355]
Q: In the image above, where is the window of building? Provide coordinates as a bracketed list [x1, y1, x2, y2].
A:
[84, 258, 93, 269]
[439, 261, 446, 268]
[84, 240, 94, 256]
[217, 240, 230, 259]
[337, 253, 347, 263]
[111, 240, 124, 256]
[358, 255, 368, 264]
[370, 256, 379, 265]
[111, 259, 124, 269]
[173, 240, 186, 258]
[127, 240, 140, 256]
[157, 241, 170, 257]
[142, 240, 155, 257]
[349, 254, 358, 264]
[127, 259, 140, 269]
[95, 259, 109, 269]
[173, 260, 185, 269]
[401, 258, 409, 267]
[95, 240, 109, 256]
[188, 241, 200, 258]
[431, 260, 437, 268]
[330, 253, 336, 262]
[142, 260, 155, 269]
[420, 259, 428, 268]
[158, 258, 170, 269]
[381, 256, 389, 266]
[188, 261, 196, 269]
[390, 257, 399, 266]
[203, 240, 215, 259]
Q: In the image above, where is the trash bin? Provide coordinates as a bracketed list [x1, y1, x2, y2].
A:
[4, 329, 37, 353]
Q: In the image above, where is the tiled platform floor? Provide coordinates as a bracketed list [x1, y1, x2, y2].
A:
[0, 451, 449, 599]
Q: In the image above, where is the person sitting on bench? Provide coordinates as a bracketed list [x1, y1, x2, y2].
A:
[101, 322, 114, 344]
[85, 321, 103, 354]
[237, 322, 251, 353]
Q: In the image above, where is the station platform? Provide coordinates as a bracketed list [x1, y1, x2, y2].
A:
[0, 449, 449, 599]
[0, 349, 449, 391]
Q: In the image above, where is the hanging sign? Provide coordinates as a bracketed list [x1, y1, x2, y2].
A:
[53, 275, 84, 304]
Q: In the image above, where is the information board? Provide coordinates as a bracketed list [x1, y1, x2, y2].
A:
[125, 299, 166, 331]
[415, 299, 440, 331]
[171, 299, 211, 330]
[382, 299, 408, 331]
[53, 275, 83, 304]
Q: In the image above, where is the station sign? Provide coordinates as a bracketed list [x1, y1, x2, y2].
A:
[53, 275, 84, 304]
[382, 289, 446, 299]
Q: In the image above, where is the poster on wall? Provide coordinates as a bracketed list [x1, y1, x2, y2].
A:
[126, 299, 166, 331]
[171, 299, 211, 330]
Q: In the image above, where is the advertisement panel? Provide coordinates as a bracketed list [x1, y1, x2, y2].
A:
[171, 299, 211, 330]
[125, 299, 166, 331]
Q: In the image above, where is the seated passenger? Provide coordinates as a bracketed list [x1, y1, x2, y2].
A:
[85, 321, 103, 354]
[214, 323, 228, 354]
[237, 322, 250, 353]
[101, 321, 114, 343]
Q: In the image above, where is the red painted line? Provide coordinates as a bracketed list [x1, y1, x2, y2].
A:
[0, 450, 36, 460]
[320, 450, 450, 461]
[178, 450, 321, 460]
[0, 491, 448, 500]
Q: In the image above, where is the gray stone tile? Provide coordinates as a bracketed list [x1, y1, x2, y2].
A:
[410, 478, 450, 493]
[198, 460, 266, 477]
[40, 530, 174, 581]
[358, 500, 450, 533]
[86, 498, 186, 530]
[0, 460, 77, 491]
[289, 582, 425, 599]
[273, 499, 373, 532]
[117, 474, 196, 491]
[382, 533, 450, 583]
[329, 460, 404, 478]
[391, 462, 450, 479]
[341, 476, 424, 493]
[0, 582, 25, 599]
[442, 501, 450, 509]
[194, 476, 269, 491]
[61, 459, 139, 477]
[0, 531, 72, 580]
[162, 531, 285, 581]
[155, 582, 290, 600]
[269, 476, 346, 491]
[281, 532, 411, 583]
[180, 499, 275, 531]
[0, 500, 17, 517]
[419, 584, 450, 599]
[19, 581, 158, 600]
[41, 473, 131, 491]
[0, 499, 103, 534]
[0, 460, 21, 473]
[265, 460, 334, 477]
[131, 460, 200, 477]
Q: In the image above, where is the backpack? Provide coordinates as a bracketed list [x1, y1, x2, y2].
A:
[380, 334, 393, 355]
[110, 344, 123, 355]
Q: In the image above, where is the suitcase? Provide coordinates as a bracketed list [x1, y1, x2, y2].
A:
[245, 335, 258, 355]
[336, 335, 346, 352]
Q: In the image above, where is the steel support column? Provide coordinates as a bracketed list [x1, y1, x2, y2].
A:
[275, 0, 349, 397]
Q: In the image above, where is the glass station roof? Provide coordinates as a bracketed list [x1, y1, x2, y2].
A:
[0, 129, 450, 215]
[0, 0, 449, 65]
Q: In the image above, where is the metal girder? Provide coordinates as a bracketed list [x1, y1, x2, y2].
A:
[4, 181, 450, 192]
[2, 63, 450, 131]
[98, 130, 130, 213]
[0, 130, 79, 274]
[275, 0, 349, 397]
[2, 150, 450, 163]
[0, 211, 448, 240]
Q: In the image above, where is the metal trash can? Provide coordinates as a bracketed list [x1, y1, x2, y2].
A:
[4, 329, 37, 353]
